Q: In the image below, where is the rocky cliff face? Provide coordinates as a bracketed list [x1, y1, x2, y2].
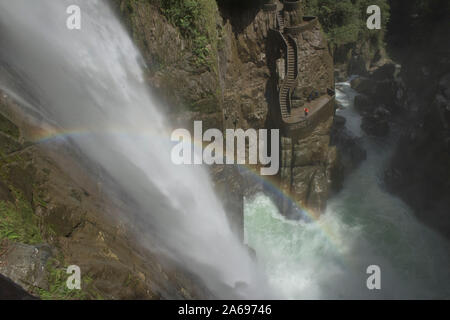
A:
[116, 0, 338, 220]
[383, 0, 450, 239]
[0, 93, 209, 299]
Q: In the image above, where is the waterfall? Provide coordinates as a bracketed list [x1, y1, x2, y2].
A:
[0, 0, 269, 298]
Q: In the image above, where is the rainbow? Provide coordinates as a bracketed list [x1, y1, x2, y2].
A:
[30, 125, 344, 253]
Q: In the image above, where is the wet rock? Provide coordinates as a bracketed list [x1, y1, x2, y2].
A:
[43, 204, 85, 238]
[354, 94, 375, 113]
[0, 274, 38, 300]
[308, 168, 329, 212]
[348, 54, 369, 76]
[333, 114, 346, 128]
[383, 6, 450, 240]
[325, 146, 344, 193]
[330, 115, 366, 174]
[0, 243, 52, 291]
[373, 80, 400, 111]
[291, 166, 317, 203]
[334, 68, 347, 82]
[439, 73, 450, 99]
[293, 135, 329, 167]
[211, 164, 245, 241]
[371, 62, 396, 81]
[361, 106, 391, 137]
[351, 77, 376, 96]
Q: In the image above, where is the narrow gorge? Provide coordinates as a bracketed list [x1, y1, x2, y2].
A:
[0, 0, 449, 300]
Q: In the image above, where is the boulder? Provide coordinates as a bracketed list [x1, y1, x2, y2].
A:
[373, 80, 398, 110]
[0, 274, 38, 300]
[361, 106, 391, 137]
[0, 242, 52, 292]
[352, 77, 404, 114]
[371, 62, 396, 81]
[351, 77, 376, 96]
[354, 94, 375, 113]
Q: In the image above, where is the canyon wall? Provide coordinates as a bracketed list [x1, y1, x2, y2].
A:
[384, 0, 450, 239]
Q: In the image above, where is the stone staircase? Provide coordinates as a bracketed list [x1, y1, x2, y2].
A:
[277, 11, 285, 30]
[271, 4, 335, 136]
[277, 13, 297, 119]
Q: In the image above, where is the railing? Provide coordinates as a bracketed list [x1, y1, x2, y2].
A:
[288, 35, 298, 80]
[277, 28, 289, 86]
[276, 13, 300, 120]
[278, 30, 290, 115]
[286, 35, 298, 117]
[284, 16, 318, 35]
[276, 11, 284, 31]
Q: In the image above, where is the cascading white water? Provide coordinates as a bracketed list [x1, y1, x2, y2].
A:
[0, 0, 269, 298]
[245, 81, 450, 299]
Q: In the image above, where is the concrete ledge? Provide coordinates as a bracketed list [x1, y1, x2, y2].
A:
[285, 16, 318, 35]
[281, 89, 336, 139]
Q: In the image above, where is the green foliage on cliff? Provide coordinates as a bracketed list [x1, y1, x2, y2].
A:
[0, 200, 42, 245]
[36, 258, 97, 300]
[159, 0, 220, 69]
[304, 0, 390, 48]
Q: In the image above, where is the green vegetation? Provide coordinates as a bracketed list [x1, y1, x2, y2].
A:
[35, 258, 98, 300]
[304, 0, 390, 48]
[0, 115, 20, 140]
[0, 196, 100, 300]
[0, 154, 98, 299]
[0, 199, 42, 244]
[159, 0, 220, 69]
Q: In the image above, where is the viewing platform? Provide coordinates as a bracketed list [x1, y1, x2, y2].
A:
[282, 88, 336, 139]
